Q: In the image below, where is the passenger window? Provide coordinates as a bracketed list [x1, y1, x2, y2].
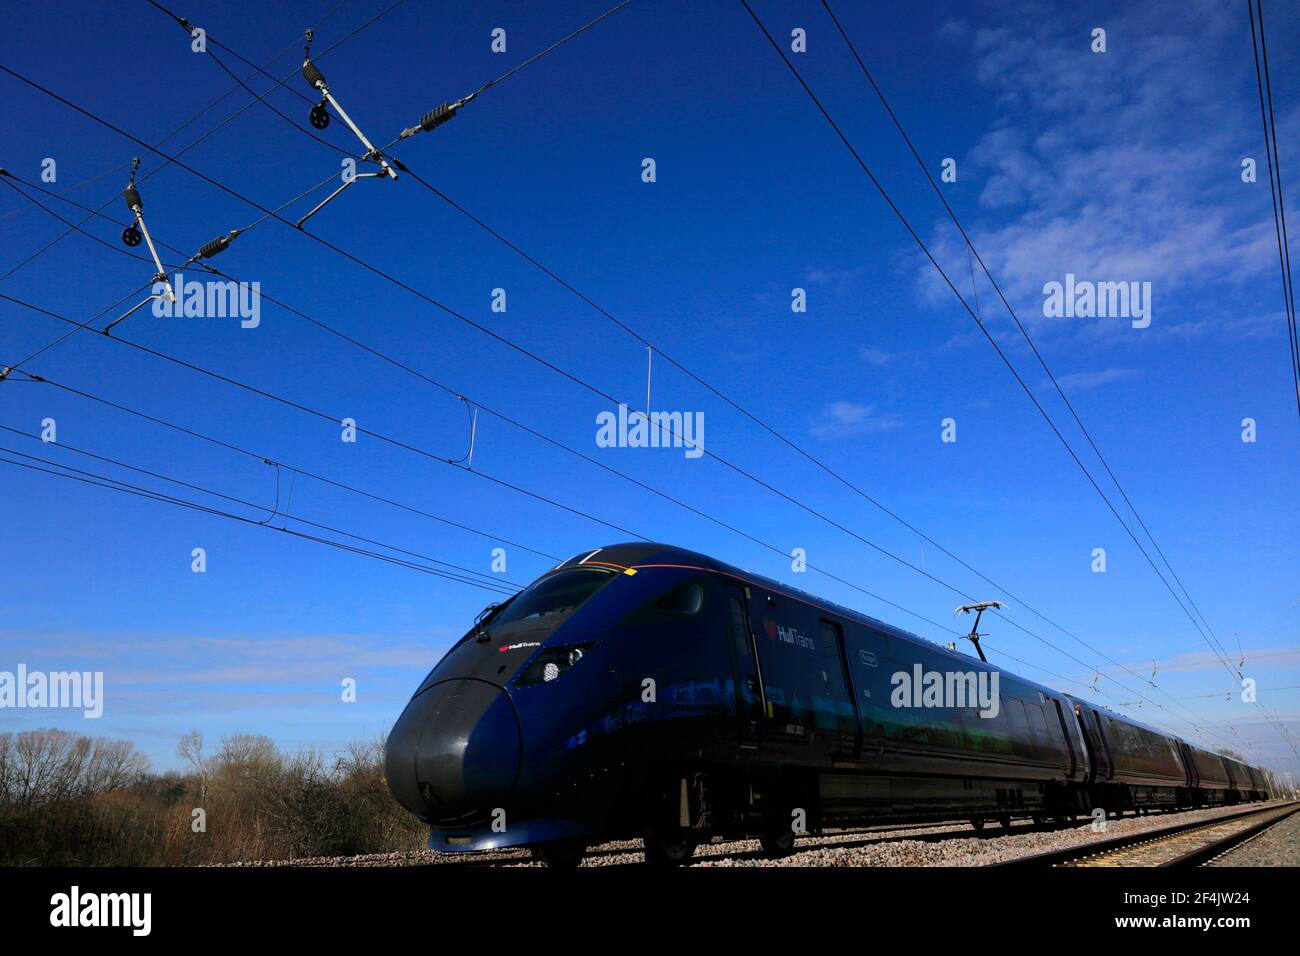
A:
[817, 621, 848, 698]
[727, 597, 749, 657]
[809, 620, 858, 739]
[1008, 698, 1028, 731]
[1027, 703, 1049, 736]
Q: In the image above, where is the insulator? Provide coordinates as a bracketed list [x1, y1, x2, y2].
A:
[419, 103, 457, 132]
[302, 58, 327, 91]
[123, 185, 142, 212]
[198, 235, 232, 259]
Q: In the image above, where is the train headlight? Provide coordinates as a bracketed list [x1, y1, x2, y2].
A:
[516, 643, 593, 686]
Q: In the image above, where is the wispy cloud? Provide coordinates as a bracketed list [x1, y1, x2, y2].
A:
[921, 0, 1293, 346]
[803, 264, 865, 293]
[810, 401, 903, 437]
[1042, 367, 1137, 392]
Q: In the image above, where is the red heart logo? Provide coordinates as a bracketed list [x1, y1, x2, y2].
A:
[763, 618, 777, 640]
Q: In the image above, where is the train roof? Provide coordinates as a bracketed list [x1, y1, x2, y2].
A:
[553, 543, 1268, 776]
[558, 540, 932, 640]
[557, 540, 1064, 687]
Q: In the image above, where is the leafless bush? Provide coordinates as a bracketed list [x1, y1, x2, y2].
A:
[0, 729, 149, 809]
[0, 728, 424, 865]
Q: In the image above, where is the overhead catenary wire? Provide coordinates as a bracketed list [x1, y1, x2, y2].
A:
[975, 640, 1237, 754]
[0, 117, 1034, 634]
[15, 0, 1118, 686]
[0, 0, 404, 282]
[6, 177, 943, 606]
[198, 5, 1279, 751]
[0, 443, 517, 596]
[389, 0, 636, 142]
[0, 290, 1251, 754]
[820, 0, 1246, 676]
[0, 424, 524, 591]
[0, 273, 157, 374]
[738, 0, 1299, 759]
[0, 164, 339, 353]
[8, 366, 560, 563]
[819, 4, 1300, 771]
[736, 0, 1253, 696]
[1247, 0, 1300, 424]
[2, 165, 997, 638]
[0, 289, 960, 638]
[2, 165, 1102, 646]
[2, 16, 1279, 764]
[0, 69, 1251, 753]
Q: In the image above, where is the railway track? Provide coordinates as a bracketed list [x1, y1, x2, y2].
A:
[995, 801, 1300, 868]
[222, 802, 1290, 867]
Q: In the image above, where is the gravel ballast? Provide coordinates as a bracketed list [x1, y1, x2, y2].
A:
[216, 801, 1293, 867]
[1207, 808, 1300, 867]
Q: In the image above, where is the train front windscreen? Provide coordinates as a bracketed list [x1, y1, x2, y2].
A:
[413, 567, 615, 692]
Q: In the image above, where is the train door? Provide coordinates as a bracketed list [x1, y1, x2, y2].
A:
[818, 619, 860, 759]
[723, 583, 764, 749]
[1051, 698, 1085, 779]
[1089, 709, 1113, 781]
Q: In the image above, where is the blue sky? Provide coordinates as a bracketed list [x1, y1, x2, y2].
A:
[0, 0, 1296, 776]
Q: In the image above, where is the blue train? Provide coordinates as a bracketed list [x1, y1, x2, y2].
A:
[385, 543, 1276, 865]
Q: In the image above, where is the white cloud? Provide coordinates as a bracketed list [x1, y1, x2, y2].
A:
[810, 401, 902, 437]
[917, 0, 1294, 347]
[1041, 367, 1137, 392]
[803, 264, 865, 293]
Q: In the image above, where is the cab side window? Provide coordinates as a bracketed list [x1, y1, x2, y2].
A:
[657, 582, 704, 615]
[623, 580, 705, 626]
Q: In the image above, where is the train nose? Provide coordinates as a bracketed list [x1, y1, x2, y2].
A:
[385, 679, 522, 824]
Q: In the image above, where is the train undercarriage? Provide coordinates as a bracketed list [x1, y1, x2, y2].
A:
[522, 766, 1270, 867]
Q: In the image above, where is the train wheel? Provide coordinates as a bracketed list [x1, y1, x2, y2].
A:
[969, 818, 985, 832]
[998, 815, 1012, 828]
[530, 840, 586, 868]
[644, 830, 698, 866]
[759, 828, 797, 858]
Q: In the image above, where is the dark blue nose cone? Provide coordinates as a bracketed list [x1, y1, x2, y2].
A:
[385, 679, 522, 824]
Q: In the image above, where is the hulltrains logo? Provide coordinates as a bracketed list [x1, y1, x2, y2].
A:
[762, 618, 815, 650]
[498, 642, 541, 653]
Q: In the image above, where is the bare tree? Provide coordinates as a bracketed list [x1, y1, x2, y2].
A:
[0, 732, 13, 805]
[177, 731, 209, 804]
[3, 729, 147, 807]
[84, 738, 150, 794]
